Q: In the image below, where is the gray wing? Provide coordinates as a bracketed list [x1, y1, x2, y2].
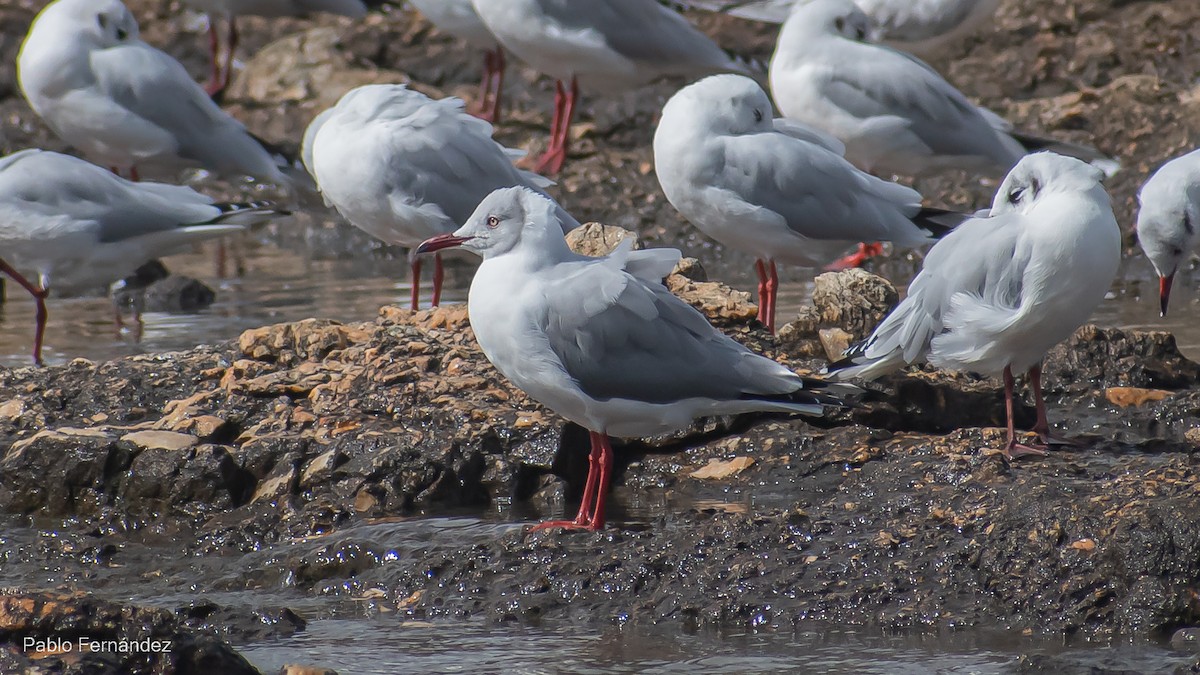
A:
[379, 97, 570, 227]
[542, 253, 800, 403]
[856, 211, 1026, 365]
[824, 44, 1018, 160]
[0, 150, 221, 243]
[535, 0, 741, 71]
[90, 44, 283, 181]
[719, 130, 932, 245]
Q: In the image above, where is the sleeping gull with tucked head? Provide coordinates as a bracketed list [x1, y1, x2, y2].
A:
[0, 149, 281, 366]
[18, 0, 299, 188]
[309, 84, 578, 310]
[826, 153, 1121, 459]
[654, 74, 965, 333]
[768, 0, 1119, 179]
[416, 187, 860, 531]
[1134, 148, 1200, 317]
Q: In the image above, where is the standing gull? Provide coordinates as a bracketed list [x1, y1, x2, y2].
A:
[676, 0, 1002, 58]
[0, 150, 280, 366]
[826, 153, 1121, 458]
[408, 0, 506, 123]
[18, 0, 295, 187]
[309, 84, 579, 309]
[181, 0, 371, 97]
[654, 74, 964, 333]
[768, 0, 1118, 180]
[417, 187, 859, 531]
[1134, 148, 1200, 317]
[470, 0, 751, 174]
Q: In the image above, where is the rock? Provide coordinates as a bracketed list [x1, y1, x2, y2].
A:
[142, 276, 218, 312]
[1045, 325, 1200, 389]
[1104, 386, 1173, 407]
[565, 222, 640, 257]
[818, 327, 854, 362]
[811, 269, 898, 340]
[1172, 628, 1200, 652]
[671, 257, 707, 282]
[228, 27, 406, 108]
[665, 275, 757, 326]
[281, 666, 340, 675]
[0, 591, 259, 675]
[121, 430, 200, 451]
[1187, 428, 1200, 447]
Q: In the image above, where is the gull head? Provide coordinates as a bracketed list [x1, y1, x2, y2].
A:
[661, 74, 774, 137]
[38, 0, 140, 47]
[1135, 172, 1198, 317]
[784, 0, 871, 41]
[990, 152, 1106, 217]
[416, 187, 569, 261]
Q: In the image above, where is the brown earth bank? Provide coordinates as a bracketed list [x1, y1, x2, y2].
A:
[1, 0, 1200, 673]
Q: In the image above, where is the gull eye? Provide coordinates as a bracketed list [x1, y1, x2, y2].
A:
[1008, 186, 1025, 204]
[97, 14, 108, 30]
[753, 108, 763, 123]
[116, 27, 128, 40]
[486, 215, 500, 229]
[834, 17, 844, 32]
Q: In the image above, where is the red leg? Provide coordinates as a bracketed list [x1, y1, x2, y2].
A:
[215, 240, 228, 279]
[825, 242, 883, 271]
[223, 17, 238, 91]
[0, 259, 48, 366]
[486, 47, 505, 124]
[586, 433, 614, 530]
[431, 253, 444, 307]
[1029, 363, 1083, 447]
[409, 255, 422, 310]
[129, 166, 139, 182]
[535, 77, 576, 175]
[529, 430, 608, 532]
[753, 259, 768, 326]
[1000, 365, 1046, 459]
[205, 21, 224, 96]
[765, 260, 779, 334]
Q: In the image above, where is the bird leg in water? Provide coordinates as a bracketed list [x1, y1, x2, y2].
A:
[534, 76, 578, 175]
[0, 259, 48, 366]
[825, 242, 884, 271]
[409, 255, 423, 310]
[1028, 362, 1083, 448]
[529, 431, 613, 532]
[1000, 365, 1048, 459]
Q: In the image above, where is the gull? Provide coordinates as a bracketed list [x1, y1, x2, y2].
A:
[825, 153, 1121, 459]
[654, 74, 965, 333]
[18, 0, 296, 187]
[768, 0, 1119, 180]
[408, 0, 506, 123]
[180, 0, 373, 97]
[416, 187, 860, 531]
[676, 0, 1002, 58]
[470, 0, 752, 174]
[1134, 148, 1200, 317]
[0, 149, 281, 366]
[309, 84, 579, 309]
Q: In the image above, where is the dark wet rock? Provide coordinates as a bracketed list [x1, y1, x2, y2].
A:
[141, 276, 219, 313]
[0, 591, 259, 675]
[1172, 628, 1200, 652]
[279, 665, 339, 675]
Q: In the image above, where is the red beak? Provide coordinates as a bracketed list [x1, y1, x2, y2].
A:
[415, 234, 473, 255]
[1159, 273, 1174, 317]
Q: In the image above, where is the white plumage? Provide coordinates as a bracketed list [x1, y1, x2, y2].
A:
[1135, 148, 1200, 316]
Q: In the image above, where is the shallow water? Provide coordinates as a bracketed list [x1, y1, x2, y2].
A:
[0, 216, 1196, 368]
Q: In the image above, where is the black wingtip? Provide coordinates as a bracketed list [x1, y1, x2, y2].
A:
[912, 207, 969, 239]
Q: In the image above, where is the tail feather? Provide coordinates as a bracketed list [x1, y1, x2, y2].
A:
[911, 207, 968, 239]
[1010, 131, 1121, 177]
[740, 377, 864, 412]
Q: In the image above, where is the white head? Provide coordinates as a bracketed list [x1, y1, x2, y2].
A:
[31, 0, 140, 47]
[1135, 156, 1200, 316]
[414, 187, 572, 262]
[782, 0, 872, 41]
[660, 74, 774, 137]
[989, 152, 1107, 217]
